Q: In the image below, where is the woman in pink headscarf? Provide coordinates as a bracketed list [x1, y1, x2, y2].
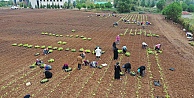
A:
[155, 44, 161, 51]
[115, 35, 120, 44]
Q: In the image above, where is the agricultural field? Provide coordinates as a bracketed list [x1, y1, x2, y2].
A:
[0, 9, 194, 98]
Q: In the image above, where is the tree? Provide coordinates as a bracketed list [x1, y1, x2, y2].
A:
[47, 3, 51, 9]
[54, 4, 57, 9]
[64, 2, 68, 9]
[140, 0, 146, 7]
[24, 4, 27, 8]
[114, 0, 118, 8]
[95, 3, 100, 8]
[188, 4, 194, 12]
[156, 0, 165, 11]
[67, 0, 71, 9]
[76, 3, 82, 10]
[19, 2, 23, 7]
[28, 2, 32, 8]
[185, 0, 192, 5]
[52, 3, 54, 9]
[147, 0, 151, 7]
[150, 0, 155, 7]
[105, 2, 112, 8]
[85, 0, 91, 9]
[100, 4, 105, 9]
[82, 3, 86, 9]
[117, 0, 131, 13]
[57, 3, 60, 9]
[162, 2, 182, 22]
[90, 3, 94, 9]
[182, 2, 188, 11]
[73, 1, 76, 8]
[79, 0, 86, 3]
[40, 4, 43, 8]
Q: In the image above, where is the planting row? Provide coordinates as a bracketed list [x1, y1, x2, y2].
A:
[121, 14, 148, 24]
[41, 32, 93, 41]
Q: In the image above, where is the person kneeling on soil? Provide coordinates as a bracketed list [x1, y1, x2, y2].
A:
[84, 60, 90, 66]
[142, 42, 148, 49]
[113, 22, 118, 27]
[137, 66, 146, 77]
[62, 63, 69, 70]
[35, 59, 43, 65]
[154, 44, 161, 52]
[44, 64, 52, 71]
[90, 61, 98, 68]
[122, 45, 127, 53]
[122, 62, 131, 74]
[43, 48, 49, 55]
[62, 63, 72, 72]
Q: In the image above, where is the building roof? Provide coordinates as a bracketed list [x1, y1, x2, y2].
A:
[94, 2, 108, 4]
[0, 0, 10, 1]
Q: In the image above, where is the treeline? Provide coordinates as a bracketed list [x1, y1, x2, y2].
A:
[0, 0, 13, 7]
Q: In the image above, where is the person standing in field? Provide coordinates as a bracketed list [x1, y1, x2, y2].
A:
[77, 54, 83, 70]
[95, 47, 102, 60]
[115, 35, 120, 44]
[112, 42, 116, 51]
[114, 62, 121, 80]
[154, 44, 161, 52]
[113, 47, 118, 60]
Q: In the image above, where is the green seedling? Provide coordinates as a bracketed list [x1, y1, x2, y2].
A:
[62, 42, 67, 45]
[65, 48, 70, 51]
[58, 47, 63, 51]
[41, 45, 46, 49]
[71, 49, 76, 52]
[88, 38, 92, 41]
[79, 48, 84, 52]
[18, 43, 23, 47]
[53, 47, 58, 50]
[57, 41, 62, 44]
[34, 45, 40, 48]
[82, 37, 87, 40]
[12, 43, 17, 46]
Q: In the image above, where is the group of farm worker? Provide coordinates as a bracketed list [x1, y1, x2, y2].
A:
[77, 46, 102, 70]
[38, 34, 162, 81]
[112, 35, 162, 80]
[35, 59, 52, 79]
[114, 62, 146, 80]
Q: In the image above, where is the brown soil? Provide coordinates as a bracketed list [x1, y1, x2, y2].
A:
[0, 9, 193, 98]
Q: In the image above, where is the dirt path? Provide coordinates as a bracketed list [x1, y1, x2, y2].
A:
[150, 14, 194, 97]
[151, 14, 194, 63]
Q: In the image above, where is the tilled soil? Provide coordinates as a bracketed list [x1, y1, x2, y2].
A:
[0, 9, 193, 98]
